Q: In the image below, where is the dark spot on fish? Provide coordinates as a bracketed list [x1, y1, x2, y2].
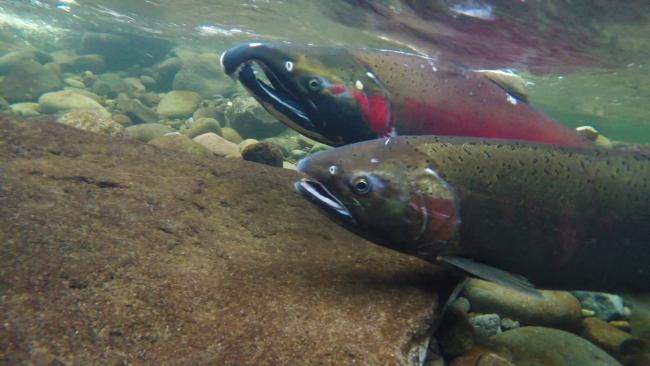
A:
[483, 151, 491, 158]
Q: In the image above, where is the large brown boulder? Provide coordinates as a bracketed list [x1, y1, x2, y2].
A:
[0, 115, 443, 365]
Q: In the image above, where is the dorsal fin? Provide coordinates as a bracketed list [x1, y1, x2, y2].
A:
[476, 69, 529, 102]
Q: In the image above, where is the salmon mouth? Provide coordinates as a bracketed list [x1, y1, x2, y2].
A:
[234, 62, 316, 130]
[220, 43, 328, 139]
[294, 178, 357, 225]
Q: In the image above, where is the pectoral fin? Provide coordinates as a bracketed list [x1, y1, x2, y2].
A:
[576, 125, 613, 149]
[438, 255, 543, 298]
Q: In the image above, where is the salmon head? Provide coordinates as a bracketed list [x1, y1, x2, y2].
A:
[295, 137, 461, 259]
[220, 42, 392, 146]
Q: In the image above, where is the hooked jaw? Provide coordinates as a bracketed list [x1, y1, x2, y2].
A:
[220, 43, 331, 142]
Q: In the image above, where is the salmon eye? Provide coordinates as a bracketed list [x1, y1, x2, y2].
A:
[351, 175, 371, 195]
[307, 78, 322, 92]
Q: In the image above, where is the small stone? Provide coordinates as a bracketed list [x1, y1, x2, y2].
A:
[64, 78, 86, 88]
[11, 103, 41, 117]
[282, 161, 297, 170]
[487, 327, 621, 366]
[581, 317, 635, 355]
[241, 141, 284, 167]
[124, 77, 146, 92]
[291, 149, 307, 160]
[62, 87, 102, 103]
[573, 291, 627, 321]
[462, 279, 582, 329]
[57, 109, 125, 137]
[500, 318, 520, 331]
[582, 308, 597, 317]
[185, 117, 222, 139]
[115, 94, 159, 124]
[609, 320, 632, 332]
[221, 127, 243, 144]
[39, 90, 107, 115]
[92, 73, 135, 98]
[148, 133, 213, 157]
[157, 90, 201, 118]
[112, 114, 132, 127]
[140, 75, 156, 85]
[125, 123, 174, 143]
[193, 132, 240, 158]
[310, 143, 331, 154]
[62, 54, 106, 73]
[239, 138, 259, 153]
[193, 105, 221, 121]
[469, 314, 502, 340]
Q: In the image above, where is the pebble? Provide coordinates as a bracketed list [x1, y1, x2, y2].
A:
[469, 313, 502, 340]
[140, 75, 156, 85]
[239, 138, 259, 153]
[64, 78, 86, 89]
[11, 103, 41, 117]
[185, 117, 222, 139]
[241, 141, 284, 167]
[221, 127, 243, 144]
[573, 291, 627, 321]
[38, 90, 107, 115]
[125, 123, 174, 143]
[193, 132, 240, 158]
[462, 279, 582, 329]
[500, 318, 520, 331]
[57, 109, 124, 137]
[580, 317, 635, 355]
[487, 326, 622, 366]
[157, 90, 202, 118]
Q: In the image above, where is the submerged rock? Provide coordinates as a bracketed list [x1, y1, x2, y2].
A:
[39, 90, 106, 115]
[114, 94, 159, 124]
[184, 117, 222, 139]
[469, 313, 502, 340]
[157, 90, 201, 119]
[148, 133, 213, 157]
[462, 279, 582, 330]
[10, 103, 40, 117]
[92, 73, 135, 98]
[487, 327, 622, 366]
[192, 132, 240, 158]
[125, 123, 174, 143]
[221, 127, 243, 144]
[226, 96, 288, 139]
[80, 32, 172, 70]
[580, 317, 635, 356]
[574, 291, 627, 321]
[241, 141, 284, 167]
[0, 60, 62, 103]
[57, 109, 124, 137]
[172, 52, 237, 98]
[0, 116, 442, 365]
